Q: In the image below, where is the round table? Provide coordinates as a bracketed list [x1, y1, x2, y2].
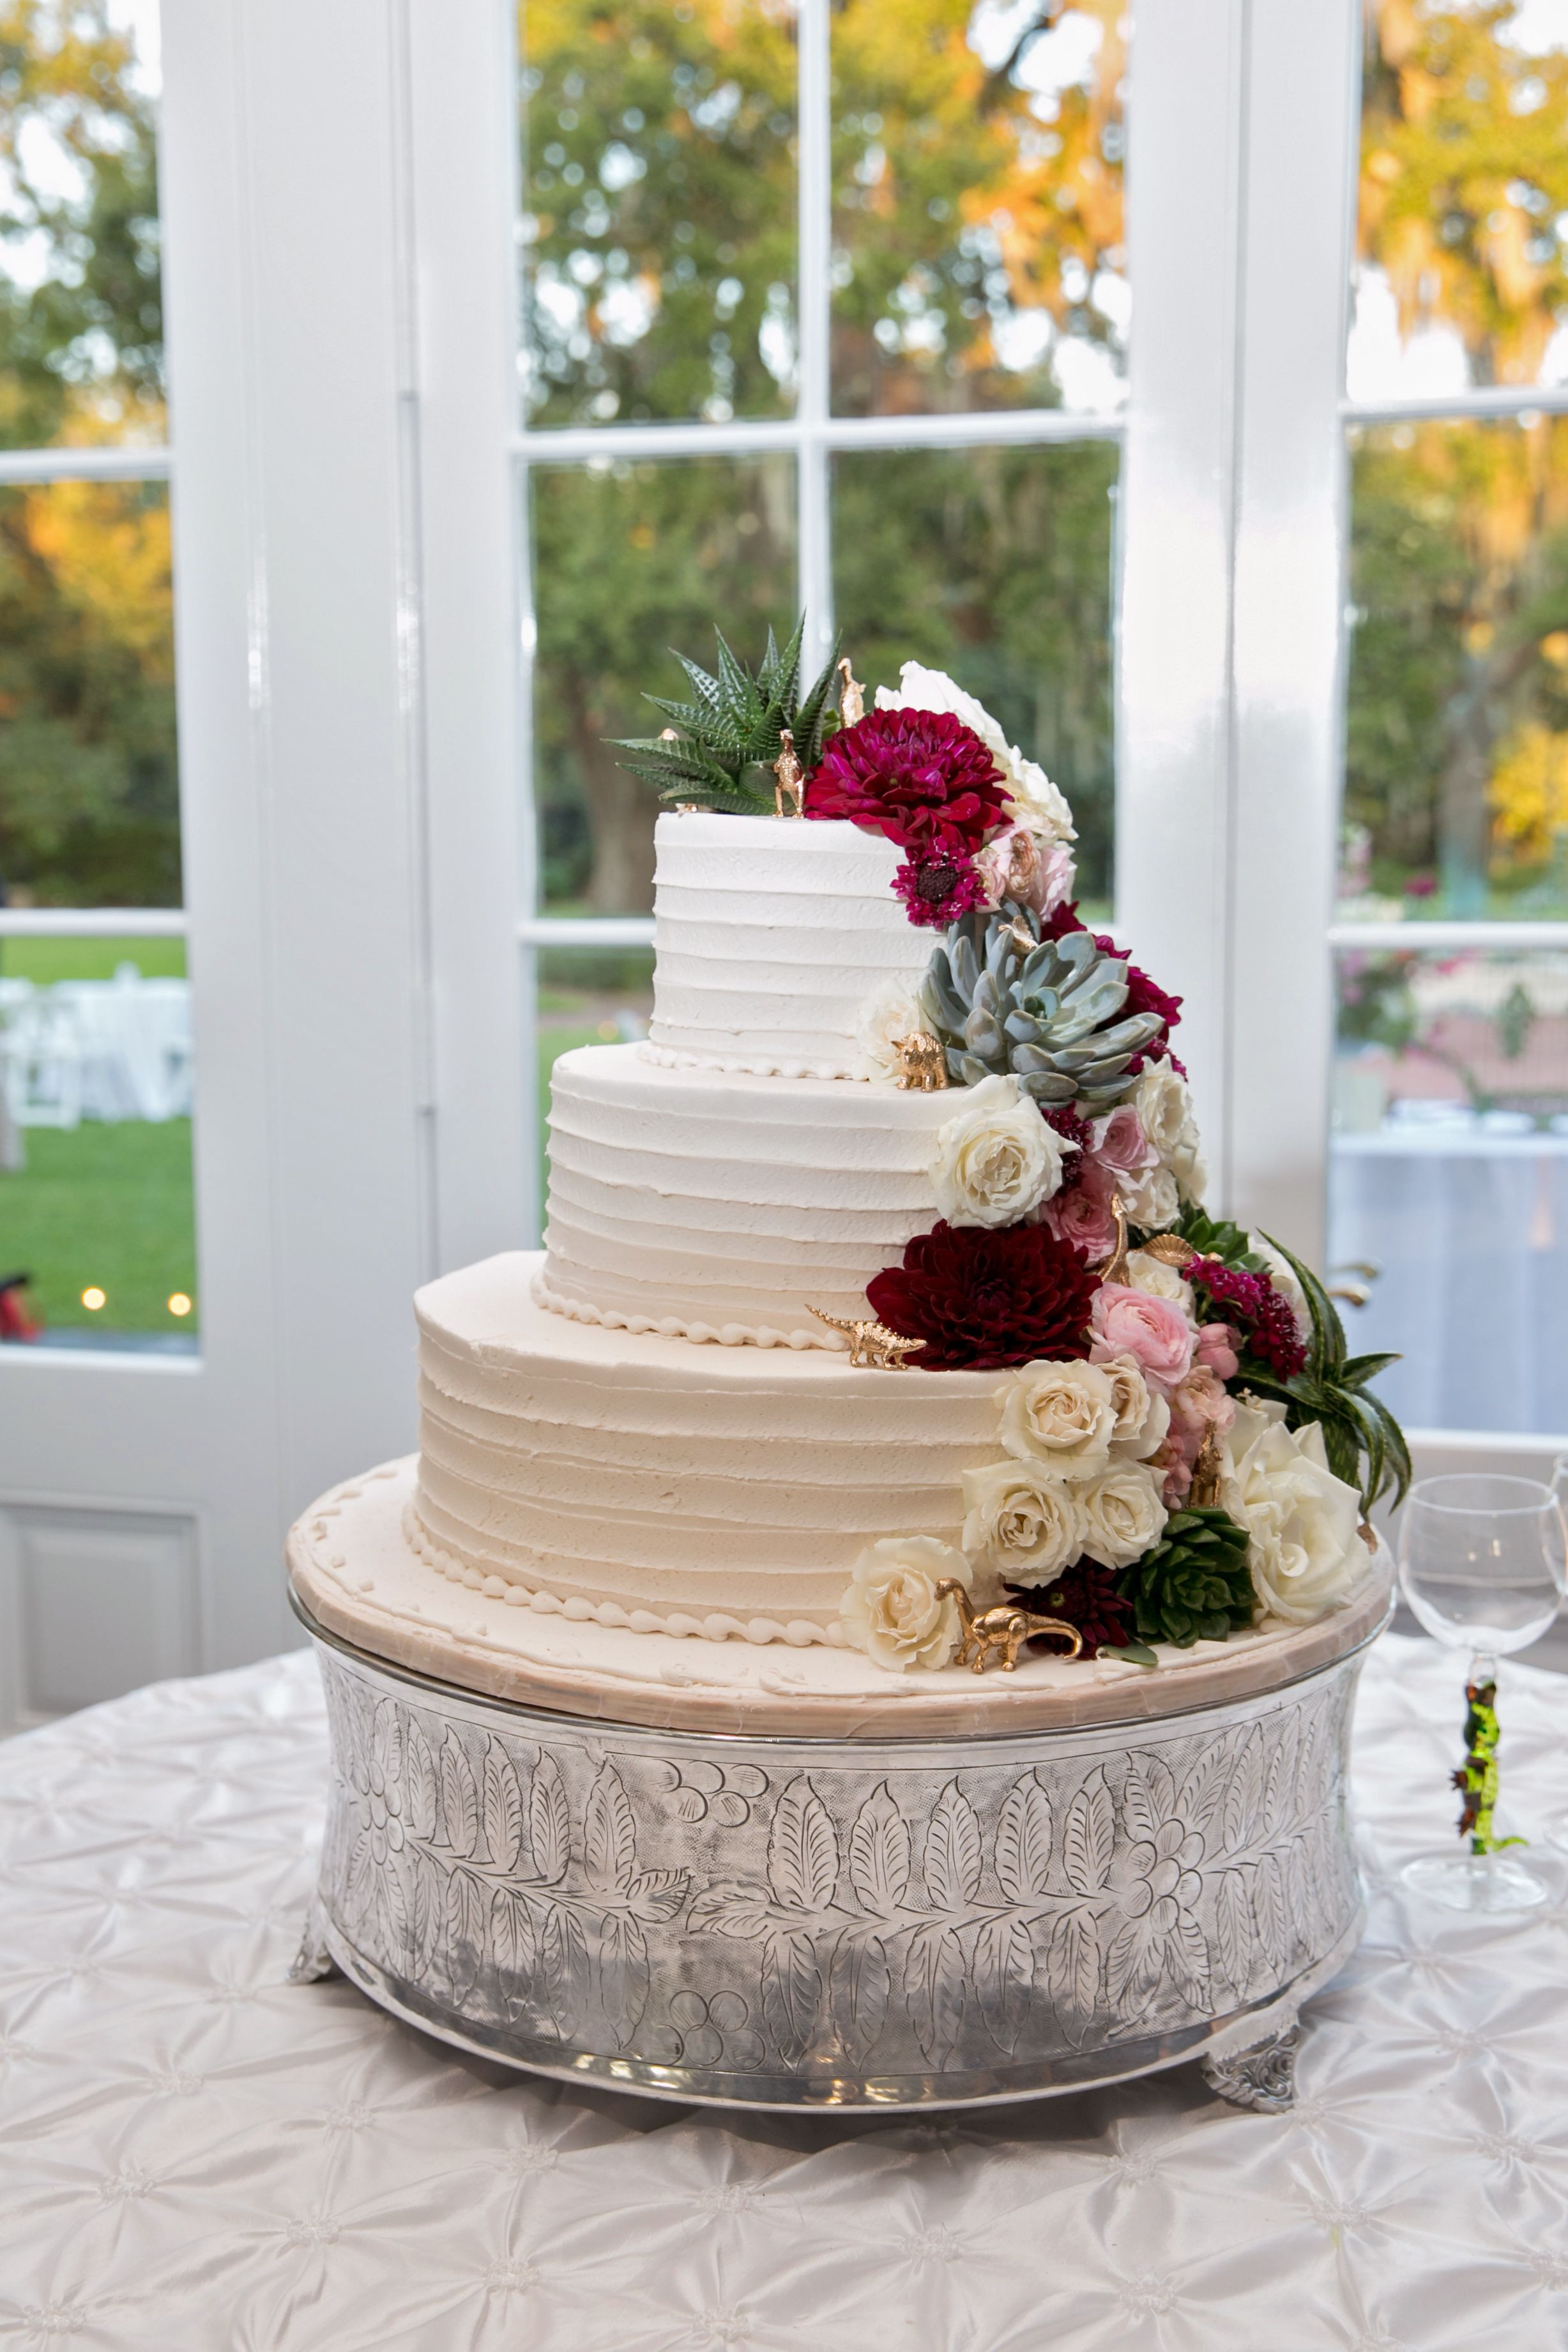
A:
[3, 1634, 1567, 2349]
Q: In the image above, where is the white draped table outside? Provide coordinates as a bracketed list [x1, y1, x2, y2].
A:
[2, 1633, 1567, 2352]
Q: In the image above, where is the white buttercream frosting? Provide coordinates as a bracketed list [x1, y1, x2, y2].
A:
[646, 811, 925, 1072]
[541, 1043, 951, 1342]
[413, 1251, 1001, 1637]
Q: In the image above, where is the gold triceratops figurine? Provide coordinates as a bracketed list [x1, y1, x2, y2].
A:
[807, 1306, 925, 1368]
[934, 1580, 1084, 1674]
[892, 1031, 948, 1091]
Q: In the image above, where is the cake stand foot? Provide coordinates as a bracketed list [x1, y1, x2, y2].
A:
[1200, 2022, 1300, 2112]
[287, 1898, 340, 1985]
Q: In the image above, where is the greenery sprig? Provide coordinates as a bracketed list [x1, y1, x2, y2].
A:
[612, 617, 842, 815]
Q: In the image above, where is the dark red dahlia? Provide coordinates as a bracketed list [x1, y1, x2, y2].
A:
[803, 708, 1010, 859]
[1187, 1256, 1308, 1378]
[890, 851, 987, 929]
[1006, 1563, 1136, 1658]
[865, 1219, 1098, 1371]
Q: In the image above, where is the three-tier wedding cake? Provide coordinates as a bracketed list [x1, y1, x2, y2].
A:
[292, 636, 1404, 1718]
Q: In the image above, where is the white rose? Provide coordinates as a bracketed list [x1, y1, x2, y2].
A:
[962, 1460, 1085, 1580]
[1076, 1461, 1168, 1571]
[998, 1359, 1117, 1478]
[1247, 1235, 1312, 1345]
[875, 662, 1076, 843]
[1095, 1350, 1171, 1459]
[1123, 1249, 1196, 1320]
[929, 1073, 1069, 1228]
[1118, 1162, 1182, 1230]
[1223, 1398, 1365, 1624]
[1134, 1060, 1208, 1206]
[839, 1536, 971, 1672]
[855, 976, 931, 1083]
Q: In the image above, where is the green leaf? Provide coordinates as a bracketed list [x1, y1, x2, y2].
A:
[1259, 1228, 1347, 1380]
[1097, 1641, 1159, 1669]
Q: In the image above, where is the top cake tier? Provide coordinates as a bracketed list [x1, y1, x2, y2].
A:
[644, 811, 925, 1078]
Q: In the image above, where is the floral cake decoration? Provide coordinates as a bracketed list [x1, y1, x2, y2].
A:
[616, 623, 1408, 1677]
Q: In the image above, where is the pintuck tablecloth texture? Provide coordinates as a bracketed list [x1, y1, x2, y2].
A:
[3, 1635, 1567, 2352]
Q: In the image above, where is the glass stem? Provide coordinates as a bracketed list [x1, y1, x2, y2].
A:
[1457, 1651, 1508, 1858]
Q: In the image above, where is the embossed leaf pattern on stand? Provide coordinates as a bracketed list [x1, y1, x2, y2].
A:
[319, 1654, 1360, 2082]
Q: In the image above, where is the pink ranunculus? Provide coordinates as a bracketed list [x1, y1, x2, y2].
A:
[1088, 1103, 1155, 1177]
[973, 825, 1078, 918]
[1042, 1161, 1121, 1257]
[1090, 1282, 1196, 1393]
[1194, 1321, 1240, 1381]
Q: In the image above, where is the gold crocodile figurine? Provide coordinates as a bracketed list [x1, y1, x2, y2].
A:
[934, 1580, 1084, 1674]
[807, 1306, 926, 1368]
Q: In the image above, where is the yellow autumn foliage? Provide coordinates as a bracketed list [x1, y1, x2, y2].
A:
[1488, 722, 1568, 859]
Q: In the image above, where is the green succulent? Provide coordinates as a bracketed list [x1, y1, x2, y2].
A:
[918, 905, 1168, 1110]
[612, 616, 842, 816]
[1116, 1507, 1256, 1648]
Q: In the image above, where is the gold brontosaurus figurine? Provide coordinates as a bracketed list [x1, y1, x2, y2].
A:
[1096, 1189, 1131, 1287]
[934, 1580, 1084, 1674]
[807, 1306, 925, 1368]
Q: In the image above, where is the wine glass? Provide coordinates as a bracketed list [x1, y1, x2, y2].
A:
[1397, 1471, 1567, 1914]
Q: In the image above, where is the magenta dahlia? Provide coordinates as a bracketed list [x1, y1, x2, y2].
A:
[803, 708, 1010, 860]
[865, 1219, 1099, 1371]
[1044, 899, 1184, 1073]
[890, 850, 988, 929]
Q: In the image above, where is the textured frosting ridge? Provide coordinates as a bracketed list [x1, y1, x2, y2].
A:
[412, 1252, 1000, 1637]
[541, 1043, 950, 1341]
[647, 810, 924, 1071]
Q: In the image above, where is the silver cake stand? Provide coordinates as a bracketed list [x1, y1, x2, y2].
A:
[289, 1563, 1389, 2114]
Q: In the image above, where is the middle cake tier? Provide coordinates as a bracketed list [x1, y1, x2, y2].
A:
[540, 1042, 952, 1346]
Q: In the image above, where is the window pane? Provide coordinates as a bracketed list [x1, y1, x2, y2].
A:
[830, 1, 1127, 419]
[1351, 0, 1568, 402]
[0, 932, 196, 1349]
[0, 1, 164, 451]
[535, 942, 655, 1230]
[519, 0, 798, 427]
[531, 454, 797, 912]
[0, 478, 179, 906]
[1328, 941, 1568, 1433]
[831, 440, 1118, 904]
[1343, 415, 1568, 922]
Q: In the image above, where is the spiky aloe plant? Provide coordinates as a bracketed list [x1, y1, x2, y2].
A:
[1175, 1210, 1411, 1513]
[612, 617, 842, 815]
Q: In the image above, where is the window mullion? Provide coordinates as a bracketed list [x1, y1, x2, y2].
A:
[795, 0, 833, 664]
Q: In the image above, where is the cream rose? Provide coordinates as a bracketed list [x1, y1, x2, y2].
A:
[1076, 1460, 1168, 1570]
[998, 1359, 1117, 1479]
[1118, 1161, 1182, 1230]
[855, 976, 932, 1084]
[839, 1536, 972, 1672]
[1223, 1399, 1365, 1624]
[1124, 1249, 1196, 1318]
[1134, 1060, 1207, 1206]
[929, 1074, 1070, 1228]
[1095, 1350, 1171, 1459]
[875, 662, 1076, 842]
[962, 1460, 1086, 1580]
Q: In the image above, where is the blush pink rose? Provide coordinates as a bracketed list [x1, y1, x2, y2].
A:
[1194, 1322, 1240, 1380]
[1088, 1104, 1155, 1177]
[1167, 1366, 1237, 1456]
[1089, 1282, 1196, 1393]
[1042, 1163, 1121, 1257]
[1150, 1433, 1192, 1508]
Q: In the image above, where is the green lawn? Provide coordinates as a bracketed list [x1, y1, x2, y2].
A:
[0, 1118, 197, 1334]
[0, 935, 186, 984]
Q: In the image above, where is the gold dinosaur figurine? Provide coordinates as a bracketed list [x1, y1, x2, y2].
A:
[807, 1306, 925, 1368]
[1095, 1189, 1131, 1287]
[837, 656, 865, 727]
[934, 1580, 1084, 1674]
[773, 727, 805, 818]
[1189, 1424, 1226, 1508]
[892, 1031, 947, 1090]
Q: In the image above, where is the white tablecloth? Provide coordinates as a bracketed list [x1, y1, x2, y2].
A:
[3, 1635, 1567, 2351]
